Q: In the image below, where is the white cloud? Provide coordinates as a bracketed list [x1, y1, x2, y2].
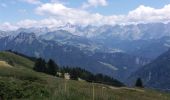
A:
[35, 3, 105, 25]
[0, 18, 65, 31]
[0, 22, 18, 31]
[16, 18, 64, 28]
[126, 5, 170, 23]
[1, 3, 170, 31]
[21, 0, 42, 5]
[35, 3, 170, 26]
[16, 19, 38, 28]
[82, 0, 108, 8]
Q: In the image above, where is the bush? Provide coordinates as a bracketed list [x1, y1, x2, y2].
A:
[0, 78, 49, 100]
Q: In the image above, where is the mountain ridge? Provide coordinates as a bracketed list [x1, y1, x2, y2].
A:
[128, 49, 170, 91]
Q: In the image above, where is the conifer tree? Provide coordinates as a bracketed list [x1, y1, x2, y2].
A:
[47, 59, 58, 76]
[33, 58, 46, 72]
[135, 78, 144, 88]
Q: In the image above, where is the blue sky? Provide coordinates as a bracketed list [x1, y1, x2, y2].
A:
[0, 0, 170, 30]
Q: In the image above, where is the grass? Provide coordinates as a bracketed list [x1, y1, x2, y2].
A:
[0, 52, 34, 69]
[0, 61, 12, 68]
[0, 51, 170, 100]
[43, 78, 170, 100]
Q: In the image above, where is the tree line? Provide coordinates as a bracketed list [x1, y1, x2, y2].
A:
[8, 50, 144, 88]
[33, 58, 124, 87]
[33, 58, 59, 76]
[60, 67, 124, 87]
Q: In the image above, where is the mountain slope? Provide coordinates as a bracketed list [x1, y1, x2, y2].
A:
[0, 32, 149, 82]
[128, 49, 170, 91]
[0, 51, 170, 100]
[0, 51, 34, 69]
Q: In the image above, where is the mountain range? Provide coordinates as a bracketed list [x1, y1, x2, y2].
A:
[0, 22, 170, 83]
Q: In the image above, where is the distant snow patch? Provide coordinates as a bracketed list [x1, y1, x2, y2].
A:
[99, 61, 118, 71]
[148, 72, 152, 81]
[164, 43, 170, 47]
[123, 66, 127, 70]
[135, 57, 140, 65]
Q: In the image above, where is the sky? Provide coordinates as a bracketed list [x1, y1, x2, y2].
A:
[0, 0, 170, 30]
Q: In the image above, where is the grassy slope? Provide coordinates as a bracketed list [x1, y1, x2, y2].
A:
[0, 52, 34, 69]
[0, 61, 12, 68]
[0, 51, 170, 100]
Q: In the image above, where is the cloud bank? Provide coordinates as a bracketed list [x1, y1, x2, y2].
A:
[1, 1, 170, 31]
[35, 3, 170, 25]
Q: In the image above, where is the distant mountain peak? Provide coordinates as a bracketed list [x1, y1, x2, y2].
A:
[13, 32, 37, 44]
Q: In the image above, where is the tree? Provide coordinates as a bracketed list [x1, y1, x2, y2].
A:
[69, 68, 79, 80]
[47, 59, 58, 76]
[33, 58, 46, 72]
[135, 78, 144, 88]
